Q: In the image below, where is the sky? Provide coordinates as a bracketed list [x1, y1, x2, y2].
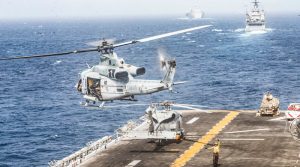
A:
[0, 0, 299, 20]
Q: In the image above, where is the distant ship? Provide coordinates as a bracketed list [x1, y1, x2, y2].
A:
[186, 7, 205, 19]
[245, 0, 265, 32]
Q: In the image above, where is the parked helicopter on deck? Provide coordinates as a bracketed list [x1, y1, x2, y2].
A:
[0, 25, 211, 106]
[118, 101, 210, 144]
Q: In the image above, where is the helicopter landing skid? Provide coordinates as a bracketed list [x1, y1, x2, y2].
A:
[120, 95, 137, 101]
[80, 101, 106, 109]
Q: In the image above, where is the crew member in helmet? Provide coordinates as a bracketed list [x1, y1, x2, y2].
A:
[205, 139, 221, 167]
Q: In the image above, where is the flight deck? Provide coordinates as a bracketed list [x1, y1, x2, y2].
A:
[76, 110, 300, 167]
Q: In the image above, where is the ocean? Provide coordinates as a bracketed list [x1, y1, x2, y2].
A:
[0, 15, 299, 166]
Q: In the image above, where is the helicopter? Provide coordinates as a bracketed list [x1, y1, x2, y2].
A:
[0, 25, 211, 106]
[118, 101, 210, 143]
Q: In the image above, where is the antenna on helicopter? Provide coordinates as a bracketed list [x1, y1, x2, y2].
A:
[86, 62, 91, 69]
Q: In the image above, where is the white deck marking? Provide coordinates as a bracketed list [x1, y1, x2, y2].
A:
[186, 132, 198, 135]
[125, 160, 141, 167]
[268, 116, 286, 121]
[224, 128, 270, 134]
[186, 117, 199, 124]
[221, 138, 265, 141]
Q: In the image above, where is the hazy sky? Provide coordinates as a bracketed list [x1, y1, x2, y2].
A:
[0, 0, 299, 20]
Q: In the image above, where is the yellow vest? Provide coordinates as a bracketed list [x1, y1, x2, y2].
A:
[209, 141, 221, 153]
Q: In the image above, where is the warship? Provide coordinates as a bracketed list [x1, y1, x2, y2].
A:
[186, 7, 205, 19]
[245, 0, 266, 32]
[49, 107, 300, 167]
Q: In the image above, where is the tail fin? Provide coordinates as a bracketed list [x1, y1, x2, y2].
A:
[161, 59, 176, 88]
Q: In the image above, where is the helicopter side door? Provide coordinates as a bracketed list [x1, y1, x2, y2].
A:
[86, 77, 102, 100]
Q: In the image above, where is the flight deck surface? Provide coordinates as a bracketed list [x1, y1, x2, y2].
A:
[80, 110, 300, 167]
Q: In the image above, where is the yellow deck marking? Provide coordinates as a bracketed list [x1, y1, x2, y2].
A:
[170, 111, 239, 167]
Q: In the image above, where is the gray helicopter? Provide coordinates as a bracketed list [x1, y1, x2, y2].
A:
[118, 101, 210, 142]
[0, 25, 211, 106]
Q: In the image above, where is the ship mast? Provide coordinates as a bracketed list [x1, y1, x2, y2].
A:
[252, 0, 259, 9]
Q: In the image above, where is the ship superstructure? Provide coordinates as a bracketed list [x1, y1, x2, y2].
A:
[186, 7, 205, 19]
[245, 0, 265, 32]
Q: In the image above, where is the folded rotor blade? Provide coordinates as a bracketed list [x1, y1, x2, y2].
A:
[114, 25, 212, 48]
[0, 48, 98, 61]
[153, 114, 176, 131]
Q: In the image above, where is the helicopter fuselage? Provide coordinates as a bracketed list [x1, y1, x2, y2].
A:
[77, 58, 175, 102]
[81, 77, 169, 101]
[0, 25, 211, 104]
[80, 77, 169, 101]
[120, 103, 184, 141]
[0, 25, 210, 104]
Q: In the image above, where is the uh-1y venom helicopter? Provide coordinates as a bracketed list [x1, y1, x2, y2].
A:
[0, 25, 211, 106]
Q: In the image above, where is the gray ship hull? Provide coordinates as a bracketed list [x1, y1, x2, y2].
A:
[245, 24, 266, 32]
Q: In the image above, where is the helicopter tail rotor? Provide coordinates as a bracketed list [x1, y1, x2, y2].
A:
[158, 48, 169, 70]
[159, 50, 176, 90]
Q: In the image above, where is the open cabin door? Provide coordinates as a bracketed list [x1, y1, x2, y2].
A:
[87, 77, 102, 100]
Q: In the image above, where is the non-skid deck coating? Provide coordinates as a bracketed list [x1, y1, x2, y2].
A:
[81, 110, 300, 167]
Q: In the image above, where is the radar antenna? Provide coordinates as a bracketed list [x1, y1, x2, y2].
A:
[252, 0, 259, 9]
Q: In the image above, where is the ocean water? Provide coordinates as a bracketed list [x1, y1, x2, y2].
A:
[0, 15, 299, 166]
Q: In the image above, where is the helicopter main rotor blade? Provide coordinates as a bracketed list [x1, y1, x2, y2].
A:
[0, 25, 211, 61]
[172, 104, 211, 113]
[113, 25, 212, 48]
[0, 48, 98, 61]
[175, 103, 208, 108]
[101, 103, 148, 108]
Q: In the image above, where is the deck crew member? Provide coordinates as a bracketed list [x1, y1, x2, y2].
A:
[205, 139, 221, 167]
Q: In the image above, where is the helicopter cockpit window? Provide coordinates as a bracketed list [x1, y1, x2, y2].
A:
[76, 79, 82, 92]
[87, 77, 101, 97]
[119, 60, 124, 68]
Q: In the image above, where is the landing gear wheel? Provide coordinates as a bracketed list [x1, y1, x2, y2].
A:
[289, 118, 300, 141]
